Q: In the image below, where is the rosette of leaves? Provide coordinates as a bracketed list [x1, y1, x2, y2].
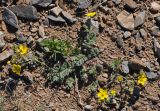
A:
[40, 39, 71, 61]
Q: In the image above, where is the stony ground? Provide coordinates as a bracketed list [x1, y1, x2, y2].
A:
[0, 0, 160, 111]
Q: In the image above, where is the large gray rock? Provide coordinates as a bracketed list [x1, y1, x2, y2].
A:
[2, 8, 19, 29]
[31, 0, 52, 7]
[134, 11, 146, 28]
[117, 10, 134, 30]
[9, 5, 38, 20]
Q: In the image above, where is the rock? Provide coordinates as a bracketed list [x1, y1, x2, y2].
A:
[153, 38, 160, 60]
[38, 26, 45, 38]
[117, 10, 134, 30]
[125, 0, 137, 11]
[9, 5, 38, 20]
[2, 7, 19, 30]
[0, 31, 4, 38]
[27, 36, 35, 45]
[61, 11, 77, 23]
[16, 32, 27, 43]
[130, 86, 140, 104]
[128, 59, 149, 71]
[155, 16, 160, 24]
[6, 78, 18, 94]
[0, 37, 6, 50]
[30, 27, 38, 33]
[50, 6, 62, 16]
[43, 18, 49, 26]
[111, 34, 117, 42]
[31, 0, 52, 7]
[84, 105, 93, 111]
[112, 0, 121, 5]
[150, 2, 160, 13]
[116, 36, 123, 48]
[150, 26, 160, 36]
[134, 11, 146, 28]
[139, 28, 147, 38]
[48, 15, 65, 23]
[23, 71, 33, 84]
[0, 49, 14, 63]
[123, 31, 131, 39]
[122, 61, 129, 73]
[99, 6, 109, 14]
[85, 19, 99, 34]
[4, 34, 16, 42]
[146, 72, 159, 80]
[78, 0, 91, 9]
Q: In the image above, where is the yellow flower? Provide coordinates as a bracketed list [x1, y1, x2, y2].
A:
[117, 75, 123, 82]
[17, 44, 28, 55]
[12, 64, 21, 75]
[137, 71, 147, 86]
[7, 61, 11, 65]
[110, 90, 116, 96]
[85, 12, 96, 17]
[97, 88, 108, 101]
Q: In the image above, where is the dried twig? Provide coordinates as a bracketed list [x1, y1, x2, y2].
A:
[74, 75, 84, 110]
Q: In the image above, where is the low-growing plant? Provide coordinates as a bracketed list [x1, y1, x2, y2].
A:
[40, 39, 71, 61]
[39, 20, 100, 90]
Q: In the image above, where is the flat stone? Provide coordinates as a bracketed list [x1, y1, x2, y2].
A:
[139, 28, 147, 38]
[117, 10, 134, 30]
[2, 7, 19, 29]
[150, 2, 160, 13]
[48, 15, 65, 23]
[128, 59, 149, 71]
[9, 5, 38, 20]
[31, 0, 52, 7]
[125, 0, 137, 11]
[61, 11, 77, 23]
[134, 11, 146, 28]
[0, 49, 14, 63]
[124, 31, 131, 38]
[50, 6, 62, 16]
